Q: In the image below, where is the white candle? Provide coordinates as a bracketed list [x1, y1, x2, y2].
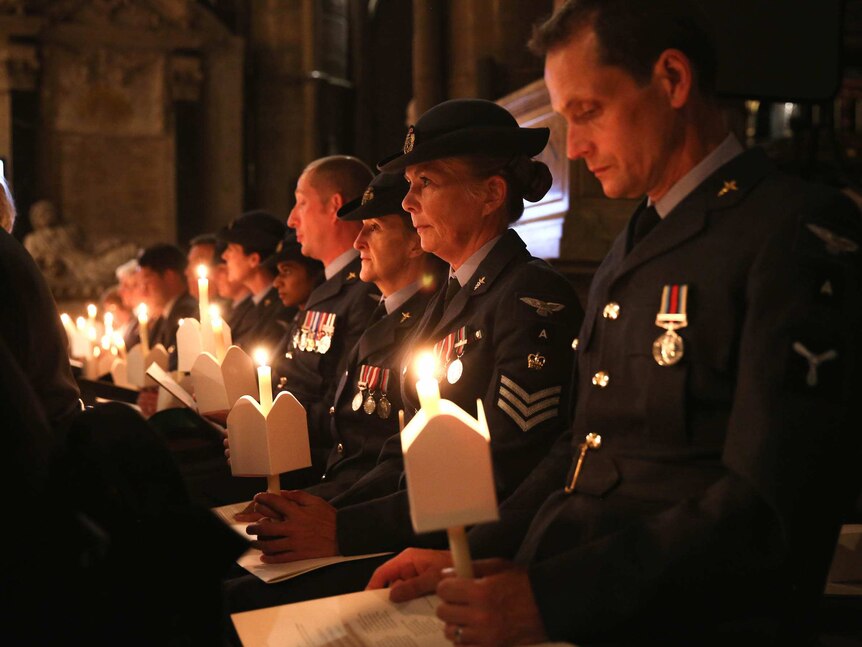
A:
[415, 352, 441, 416]
[76, 316, 86, 332]
[137, 303, 150, 355]
[87, 303, 97, 329]
[104, 311, 114, 335]
[210, 305, 226, 362]
[254, 348, 273, 415]
[197, 264, 210, 325]
[114, 335, 127, 360]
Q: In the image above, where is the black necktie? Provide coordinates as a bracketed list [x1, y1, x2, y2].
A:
[443, 276, 461, 310]
[631, 204, 661, 249]
[368, 299, 387, 325]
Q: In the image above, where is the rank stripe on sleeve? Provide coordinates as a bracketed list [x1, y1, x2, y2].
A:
[496, 375, 562, 432]
[496, 400, 559, 432]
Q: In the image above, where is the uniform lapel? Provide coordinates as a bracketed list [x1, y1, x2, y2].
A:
[429, 230, 528, 338]
[610, 148, 772, 286]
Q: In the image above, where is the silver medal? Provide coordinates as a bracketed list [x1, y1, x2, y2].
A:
[447, 358, 463, 384]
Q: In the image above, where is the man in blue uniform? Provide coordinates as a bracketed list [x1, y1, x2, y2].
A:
[366, 1, 862, 644]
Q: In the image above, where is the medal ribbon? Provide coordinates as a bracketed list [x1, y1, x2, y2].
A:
[367, 366, 381, 392]
[312, 311, 324, 340]
[379, 368, 390, 395]
[656, 284, 689, 327]
[358, 364, 372, 388]
[322, 312, 336, 334]
[453, 327, 467, 358]
[302, 311, 314, 333]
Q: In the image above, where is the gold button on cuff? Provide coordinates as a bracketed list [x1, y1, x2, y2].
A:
[572, 337, 579, 350]
[336, 443, 344, 454]
[602, 302, 620, 320]
[329, 406, 335, 416]
[591, 371, 610, 387]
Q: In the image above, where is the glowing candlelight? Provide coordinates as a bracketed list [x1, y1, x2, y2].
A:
[137, 303, 150, 354]
[87, 303, 97, 328]
[197, 264, 210, 325]
[76, 316, 86, 331]
[104, 311, 114, 335]
[114, 334, 126, 360]
[210, 304, 226, 362]
[415, 352, 440, 415]
[254, 348, 273, 416]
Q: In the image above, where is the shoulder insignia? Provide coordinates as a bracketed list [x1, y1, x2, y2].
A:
[276, 240, 284, 253]
[539, 328, 549, 339]
[520, 297, 566, 317]
[805, 224, 859, 255]
[716, 179, 738, 197]
[497, 375, 561, 432]
[264, 298, 272, 307]
[400, 311, 411, 324]
[792, 342, 838, 387]
[346, 271, 357, 281]
[474, 276, 486, 290]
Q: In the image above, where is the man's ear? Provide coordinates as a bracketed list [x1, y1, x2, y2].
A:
[248, 251, 261, 269]
[654, 48, 693, 109]
[405, 231, 424, 259]
[329, 192, 344, 221]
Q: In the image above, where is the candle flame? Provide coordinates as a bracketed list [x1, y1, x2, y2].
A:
[93, 346, 101, 358]
[104, 311, 114, 328]
[87, 303, 97, 318]
[60, 313, 71, 325]
[101, 335, 111, 350]
[137, 303, 148, 322]
[197, 264, 208, 280]
[76, 316, 86, 330]
[114, 334, 125, 350]
[416, 352, 437, 381]
[254, 347, 269, 367]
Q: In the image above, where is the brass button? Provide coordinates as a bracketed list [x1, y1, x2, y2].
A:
[329, 406, 335, 416]
[591, 371, 610, 388]
[336, 443, 344, 454]
[572, 337, 579, 350]
[602, 302, 620, 320]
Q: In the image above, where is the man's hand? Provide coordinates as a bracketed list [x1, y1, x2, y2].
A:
[436, 561, 548, 646]
[245, 490, 338, 562]
[233, 500, 263, 523]
[136, 388, 158, 418]
[366, 548, 453, 602]
[205, 409, 229, 427]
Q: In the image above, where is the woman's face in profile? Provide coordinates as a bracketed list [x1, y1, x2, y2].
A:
[401, 158, 484, 264]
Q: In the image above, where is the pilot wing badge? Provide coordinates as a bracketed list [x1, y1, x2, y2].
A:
[519, 297, 566, 317]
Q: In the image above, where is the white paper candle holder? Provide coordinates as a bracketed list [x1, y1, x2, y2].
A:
[190, 345, 258, 414]
[401, 399, 499, 534]
[111, 343, 169, 389]
[177, 317, 232, 372]
[226, 391, 312, 478]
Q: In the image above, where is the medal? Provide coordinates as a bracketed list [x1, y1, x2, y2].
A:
[447, 329, 468, 384]
[363, 366, 381, 415]
[363, 394, 377, 415]
[447, 359, 463, 384]
[353, 365, 371, 411]
[317, 334, 332, 354]
[317, 313, 336, 354]
[652, 284, 689, 367]
[377, 395, 391, 419]
[377, 369, 392, 419]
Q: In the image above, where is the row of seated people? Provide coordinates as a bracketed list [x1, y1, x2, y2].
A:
[7, 0, 862, 641]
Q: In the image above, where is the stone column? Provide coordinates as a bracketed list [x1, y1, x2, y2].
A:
[412, 0, 446, 114]
[200, 35, 243, 232]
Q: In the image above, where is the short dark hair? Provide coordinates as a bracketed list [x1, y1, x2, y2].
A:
[138, 244, 187, 275]
[530, 0, 717, 96]
[306, 156, 375, 205]
[189, 233, 217, 248]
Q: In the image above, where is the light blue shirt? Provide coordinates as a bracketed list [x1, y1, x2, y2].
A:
[452, 235, 503, 288]
[383, 280, 421, 315]
[652, 134, 744, 219]
[324, 249, 359, 281]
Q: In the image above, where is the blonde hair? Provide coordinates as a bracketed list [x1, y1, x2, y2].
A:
[0, 176, 16, 233]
